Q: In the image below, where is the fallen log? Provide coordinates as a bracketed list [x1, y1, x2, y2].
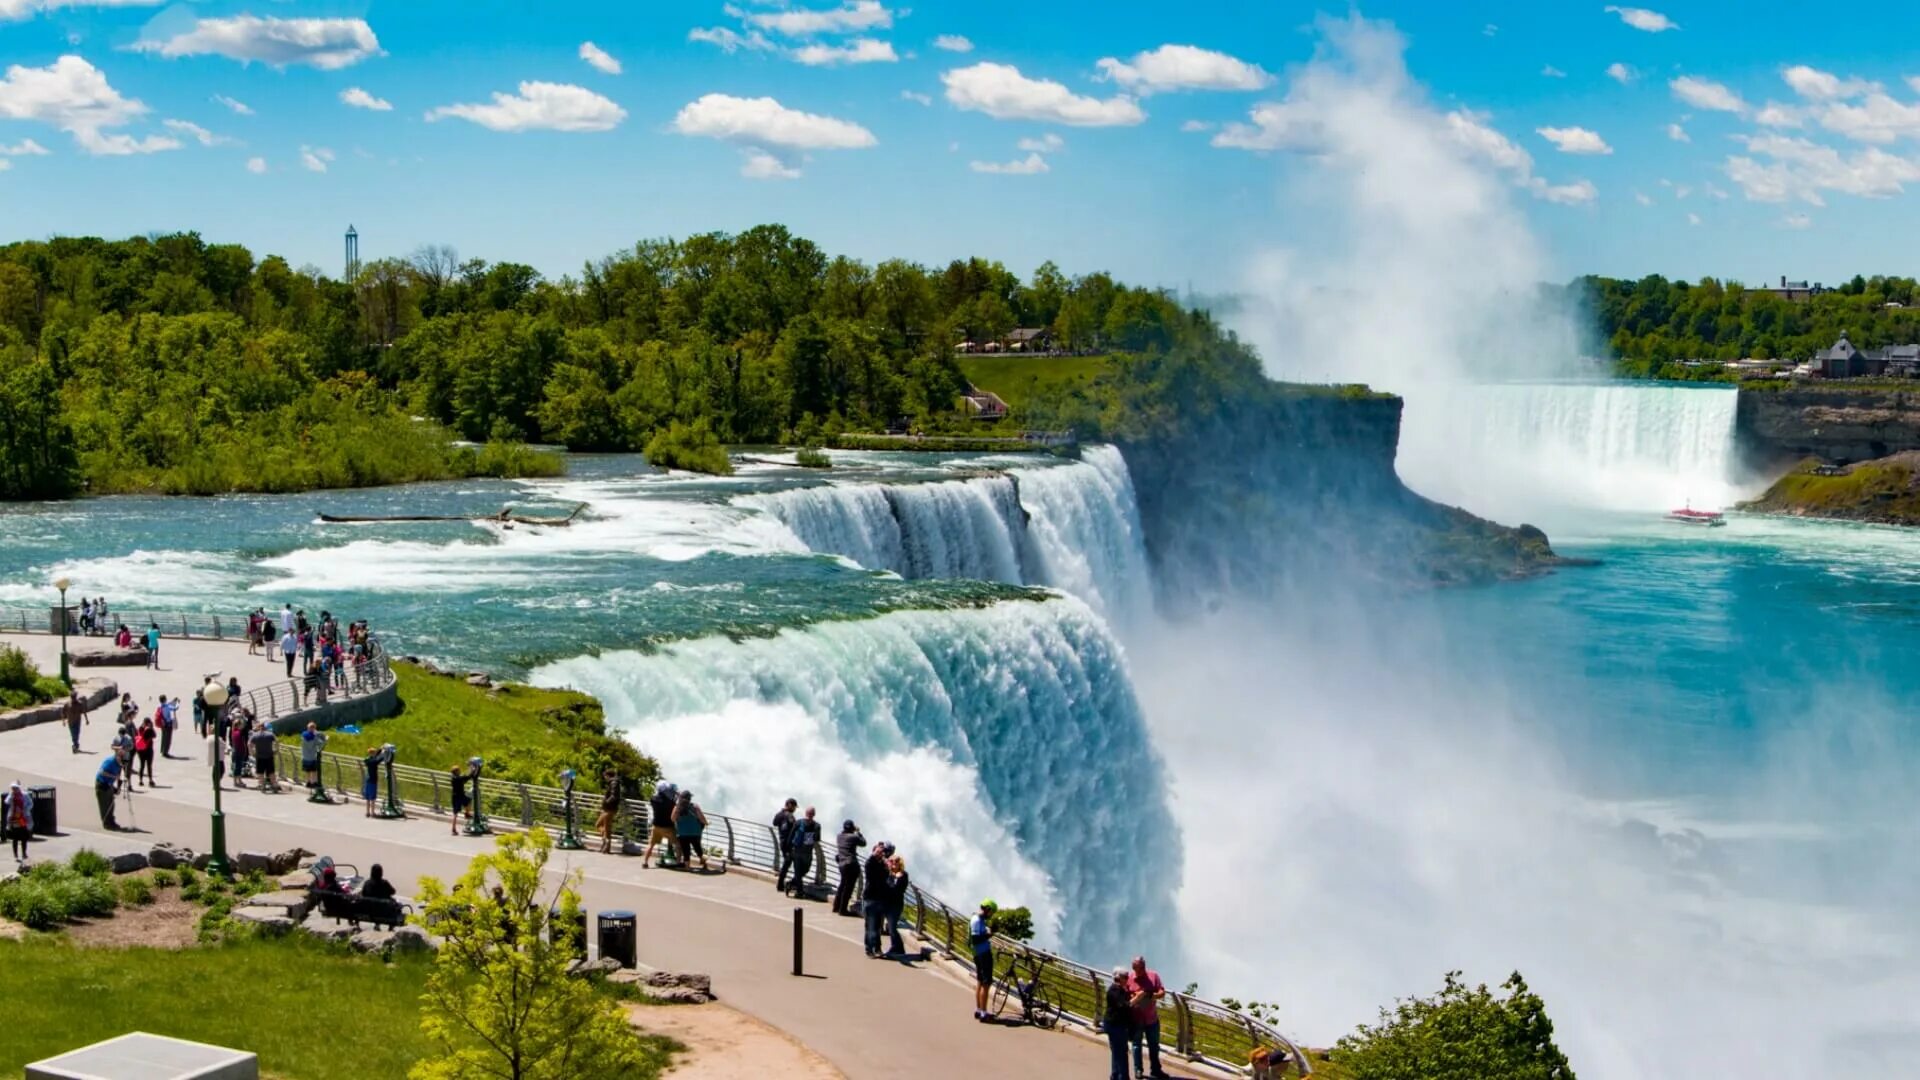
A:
[318, 503, 587, 527]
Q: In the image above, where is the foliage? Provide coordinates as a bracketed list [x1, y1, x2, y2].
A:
[0, 856, 119, 928]
[1330, 971, 1575, 1080]
[793, 445, 831, 469]
[643, 418, 732, 475]
[0, 643, 59, 707]
[987, 905, 1035, 942]
[117, 874, 155, 906]
[956, 354, 1117, 413]
[1740, 455, 1920, 524]
[149, 868, 176, 888]
[412, 829, 664, 1080]
[67, 848, 112, 877]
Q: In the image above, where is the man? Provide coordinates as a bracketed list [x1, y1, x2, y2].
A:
[596, 768, 621, 854]
[280, 625, 297, 677]
[1128, 955, 1169, 1079]
[144, 622, 161, 669]
[300, 721, 326, 789]
[280, 604, 295, 647]
[642, 783, 677, 867]
[159, 694, 179, 758]
[831, 819, 865, 915]
[64, 690, 87, 754]
[970, 900, 998, 1021]
[95, 753, 122, 829]
[249, 722, 279, 793]
[787, 806, 822, 899]
[861, 841, 891, 957]
[772, 798, 799, 893]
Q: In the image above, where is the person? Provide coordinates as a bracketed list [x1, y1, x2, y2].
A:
[302, 661, 326, 706]
[249, 722, 279, 793]
[110, 725, 134, 794]
[79, 597, 92, 635]
[280, 603, 294, 647]
[596, 768, 621, 854]
[831, 819, 865, 915]
[1250, 1044, 1296, 1080]
[861, 841, 891, 957]
[313, 864, 346, 895]
[970, 900, 997, 1021]
[300, 722, 326, 789]
[361, 863, 397, 901]
[672, 789, 709, 871]
[280, 625, 298, 677]
[449, 763, 470, 835]
[191, 690, 206, 739]
[787, 806, 822, 899]
[1128, 955, 1169, 1079]
[772, 797, 799, 893]
[64, 690, 87, 754]
[3, 781, 33, 863]
[1104, 967, 1136, 1080]
[228, 721, 249, 788]
[643, 783, 677, 867]
[362, 746, 382, 817]
[882, 855, 910, 958]
[159, 694, 178, 758]
[144, 622, 161, 669]
[300, 625, 315, 675]
[94, 753, 122, 830]
[133, 715, 156, 786]
[114, 623, 131, 649]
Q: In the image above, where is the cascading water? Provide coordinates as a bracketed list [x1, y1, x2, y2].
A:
[532, 596, 1180, 963]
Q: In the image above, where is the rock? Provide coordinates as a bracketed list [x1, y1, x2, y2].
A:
[569, 956, 624, 978]
[234, 851, 272, 875]
[108, 851, 149, 874]
[191, 852, 212, 871]
[232, 908, 296, 935]
[299, 913, 356, 943]
[148, 844, 191, 870]
[466, 673, 492, 688]
[72, 645, 149, 668]
[244, 890, 315, 921]
[350, 929, 396, 954]
[277, 872, 311, 890]
[639, 972, 714, 1004]
[391, 925, 435, 953]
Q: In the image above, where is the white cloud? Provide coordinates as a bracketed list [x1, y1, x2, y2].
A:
[1542, 65, 1567, 79]
[1094, 44, 1272, 95]
[0, 138, 48, 155]
[1782, 212, 1812, 229]
[791, 38, 897, 66]
[1687, 212, 1702, 225]
[1815, 92, 1920, 143]
[739, 1, 892, 36]
[1634, 191, 1654, 206]
[1605, 6, 1677, 32]
[933, 34, 973, 53]
[1723, 133, 1920, 204]
[1704, 182, 1729, 199]
[1606, 62, 1637, 84]
[579, 41, 621, 76]
[426, 82, 625, 132]
[1483, 23, 1498, 37]
[671, 92, 877, 150]
[942, 62, 1144, 126]
[900, 90, 931, 106]
[1782, 65, 1869, 102]
[1017, 133, 1064, 153]
[1537, 125, 1613, 154]
[245, 156, 265, 174]
[133, 16, 381, 70]
[211, 94, 252, 116]
[1667, 122, 1690, 142]
[1180, 119, 1213, 132]
[1753, 102, 1803, 128]
[0, 55, 179, 155]
[299, 145, 333, 172]
[741, 148, 800, 180]
[161, 118, 227, 146]
[689, 26, 773, 53]
[1670, 75, 1747, 115]
[0, 0, 160, 20]
[970, 151, 1048, 175]
[339, 87, 392, 112]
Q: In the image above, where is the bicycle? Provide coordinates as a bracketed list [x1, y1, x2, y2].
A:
[989, 952, 1062, 1029]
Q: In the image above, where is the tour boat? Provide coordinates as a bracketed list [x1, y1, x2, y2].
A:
[1665, 505, 1726, 528]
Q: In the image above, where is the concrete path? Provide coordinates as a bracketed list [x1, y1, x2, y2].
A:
[0, 638, 1225, 1080]
[1, 631, 369, 718]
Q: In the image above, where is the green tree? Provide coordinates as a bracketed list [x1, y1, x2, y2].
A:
[412, 830, 654, 1080]
[1330, 971, 1575, 1080]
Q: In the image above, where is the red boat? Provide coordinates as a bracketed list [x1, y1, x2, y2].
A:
[1665, 505, 1726, 528]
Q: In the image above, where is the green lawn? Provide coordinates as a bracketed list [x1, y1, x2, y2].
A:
[958, 354, 1116, 412]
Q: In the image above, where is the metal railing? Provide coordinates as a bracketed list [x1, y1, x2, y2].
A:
[237, 641, 395, 726]
[278, 742, 1308, 1077]
[0, 606, 247, 640]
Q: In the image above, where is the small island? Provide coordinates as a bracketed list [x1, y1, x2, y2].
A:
[1740, 454, 1920, 526]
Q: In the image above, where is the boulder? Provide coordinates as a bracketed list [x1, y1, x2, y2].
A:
[234, 851, 272, 875]
[191, 852, 212, 871]
[569, 956, 624, 978]
[267, 848, 314, 875]
[232, 908, 296, 935]
[244, 890, 315, 921]
[466, 673, 492, 688]
[299, 912, 356, 943]
[350, 929, 396, 954]
[638, 972, 714, 1004]
[391, 925, 435, 953]
[107, 850, 149, 874]
[148, 844, 192, 870]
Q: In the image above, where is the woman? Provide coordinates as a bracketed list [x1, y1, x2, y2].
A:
[228, 721, 249, 788]
[672, 789, 709, 871]
[363, 746, 383, 817]
[449, 764, 471, 835]
[133, 716, 156, 786]
[883, 855, 910, 957]
[1103, 967, 1135, 1080]
[3, 781, 33, 863]
[360, 863, 396, 901]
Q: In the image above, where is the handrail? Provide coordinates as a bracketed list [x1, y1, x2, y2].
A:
[0, 605, 252, 640]
[236, 640, 395, 726]
[281, 738, 1308, 1076]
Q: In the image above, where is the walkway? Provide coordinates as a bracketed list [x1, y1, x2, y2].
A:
[0, 638, 1219, 1080]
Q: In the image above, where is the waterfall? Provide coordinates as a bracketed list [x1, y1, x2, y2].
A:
[1396, 382, 1748, 519]
[532, 597, 1180, 963]
[1012, 446, 1155, 625]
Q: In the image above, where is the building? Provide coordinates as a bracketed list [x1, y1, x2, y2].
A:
[1762, 275, 1825, 302]
[1003, 327, 1053, 352]
[345, 225, 360, 281]
[1806, 332, 1920, 378]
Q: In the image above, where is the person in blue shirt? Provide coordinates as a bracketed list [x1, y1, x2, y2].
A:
[144, 622, 161, 670]
[95, 755, 123, 829]
[971, 900, 997, 1021]
[159, 695, 179, 758]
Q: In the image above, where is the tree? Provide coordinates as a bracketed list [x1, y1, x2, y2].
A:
[412, 829, 652, 1080]
[1330, 971, 1575, 1080]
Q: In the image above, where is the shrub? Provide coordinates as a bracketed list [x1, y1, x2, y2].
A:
[0, 644, 58, 706]
[118, 876, 155, 906]
[794, 446, 831, 469]
[149, 869, 176, 888]
[67, 849, 112, 878]
[176, 865, 198, 887]
[1, 879, 69, 929]
[69, 874, 118, 917]
[1331, 971, 1575, 1080]
[644, 419, 733, 476]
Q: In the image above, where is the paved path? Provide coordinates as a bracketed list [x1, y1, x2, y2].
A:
[2, 631, 343, 716]
[0, 637, 1225, 1080]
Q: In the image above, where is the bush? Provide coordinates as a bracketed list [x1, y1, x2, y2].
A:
[67, 849, 112, 877]
[118, 876, 155, 906]
[1, 879, 68, 929]
[149, 869, 176, 888]
[1331, 971, 1575, 1080]
[0, 645, 58, 707]
[644, 419, 732, 476]
[69, 874, 118, 917]
[0, 859, 120, 927]
[176, 865, 198, 887]
[794, 446, 831, 469]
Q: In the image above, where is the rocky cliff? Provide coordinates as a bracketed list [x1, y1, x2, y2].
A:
[1736, 386, 1920, 467]
[1739, 453, 1920, 526]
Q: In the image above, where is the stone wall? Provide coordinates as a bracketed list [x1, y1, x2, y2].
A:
[1737, 386, 1920, 466]
[265, 677, 399, 736]
[0, 678, 116, 733]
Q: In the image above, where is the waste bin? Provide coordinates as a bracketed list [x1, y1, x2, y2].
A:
[27, 785, 55, 835]
[551, 905, 588, 957]
[597, 910, 637, 969]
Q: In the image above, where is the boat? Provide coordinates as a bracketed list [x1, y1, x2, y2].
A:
[1665, 505, 1726, 528]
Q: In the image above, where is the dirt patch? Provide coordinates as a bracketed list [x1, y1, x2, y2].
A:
[65, 889, 200, 949]
[625, 1001, 843, 1080]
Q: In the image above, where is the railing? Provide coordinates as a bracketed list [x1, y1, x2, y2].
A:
[238, 640, 395, 726]
[278, 743, 1308, 1077]
[0, 606, 247, 640]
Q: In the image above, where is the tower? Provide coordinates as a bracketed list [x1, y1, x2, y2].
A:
[344, 225, 360, 281]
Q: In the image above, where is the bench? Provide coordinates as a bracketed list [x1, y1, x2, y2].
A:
[311, 889, 412, 931]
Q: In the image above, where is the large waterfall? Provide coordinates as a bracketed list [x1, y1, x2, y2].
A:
[532, 596, 1179, 963]
[1396, 382, 1748, 519]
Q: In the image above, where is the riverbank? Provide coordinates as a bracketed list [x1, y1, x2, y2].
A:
[1738, 452, 1920, 525]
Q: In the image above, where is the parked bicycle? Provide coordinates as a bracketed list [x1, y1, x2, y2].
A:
[990, 951, 1062, 1029]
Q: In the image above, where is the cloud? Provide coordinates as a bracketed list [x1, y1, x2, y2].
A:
[245, 156, 265, 174]
[1483, 23, 1498, 37]
[738, 1, 892, 36]
[1541, 65, 1566, 78]
[1634, 191, 1654, 206]
[1815, 92, 1920, 143]
[741, 148, 800, 180]
[970, 152, 1048, 175]
[671, 92, 877, 149]
[339, 87, 392, 112]
[689, 26, 773, 53]
[900, 90, 931, 106]
[211, 94, 252, 116]
[161, 118, 228, 146]
[133, 16, 381, 70]
[1537, 125, 1613, 154]
[943, 62, 1144, 126]
[1670, 75, 1747, 115]
[1753, 102, 1803, 128]
[1017, 133, 1064, 153]
[933, 34, 973, 53]
[1606, 62, 1637, 84]
[1782, 65, 1869, 102]
[579, 41, 621, 75]
[1094, 44, 1273, 94]
[0, 0, 160, 20]
[1687, 212, 1702, 225]
[1180, 119, 1213, 132]
[1782, 212, 1812, 229]
[0, 138, 49, 155]
[0, 55, 180, 155]
[426, 82, 625, 132]
[791, 38, 897, 66]
[1667, 122, 1690, 142]
[1605, 6, 1677, 32]
[300, 145, 333, 172]
[1723, 132, 1920, 204]
[1704, 182, 1729, 199]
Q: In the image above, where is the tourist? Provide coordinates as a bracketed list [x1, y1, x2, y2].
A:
[643, 783, 677, 867]
[302, 661, 326, 706]
[246, 609, 262, 656]
[1103, 967, 1135, 1080]
[861, 841, 891, 957]
[94, 754, 122, 830]
[1128, 955, 1169, 1080]
[114, 623, 131, 649]
[64, 690, 87, 754]
[363, 747, 382, 817]
[300, 624, 315, 674]
[970, 900, 997, 1020]
[280, 625, 298, 677]
[133, 715, 155, 786]
[249, 722, 279, 793]
[144, 622, 161, 669]
[773, 797, 799, 893]
[110, 725, 133, 793]
[159, 694, 178, 758]
[672, 789, 709, 871]
[787, 806, 822, 899]
[832, 819, 865, 915]
[228, 721, 249, 788]
[79, 597, 92, 635]
[191, 689, 206, 739]
[300, 722, 326, 789]
[449, 764, 470, 835]
[3, 781, 33, 864]
[882, 855, 910, 958]
[361, 863, 397, 901]
[117, 692, 134, 730]
[280, 604, 294, 646]
[314, 863, 345, 894]
[596, 768, 621, 854]
[1250, 1044, 1296, 1080]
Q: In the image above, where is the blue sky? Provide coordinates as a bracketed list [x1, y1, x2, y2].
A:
[1, 1, 1917, 292]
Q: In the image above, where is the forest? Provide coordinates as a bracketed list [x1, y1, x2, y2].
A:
[0, 226, 1221, 498]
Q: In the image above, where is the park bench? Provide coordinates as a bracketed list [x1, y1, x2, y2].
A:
[311, 888, 412, 931]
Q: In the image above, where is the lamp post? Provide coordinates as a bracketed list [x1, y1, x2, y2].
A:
[202, 680, 232, 879]
[53, 576, 71, 685]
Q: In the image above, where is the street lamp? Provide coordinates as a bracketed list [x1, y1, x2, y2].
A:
[53, 576, 70, 685]
[202, 679, 232, 879]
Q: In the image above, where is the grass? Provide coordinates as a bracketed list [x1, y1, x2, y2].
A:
[1742, 455, 1920, 522]
[958, 353, 1116, 412]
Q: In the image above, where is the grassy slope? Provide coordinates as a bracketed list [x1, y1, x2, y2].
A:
[1741, 455, 1920, 523]
[958, 354, 1116, 411]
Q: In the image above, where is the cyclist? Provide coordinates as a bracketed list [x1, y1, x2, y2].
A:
[971, 899, 997, 1021]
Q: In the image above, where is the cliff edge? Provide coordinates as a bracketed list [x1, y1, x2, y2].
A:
[1737, 385, 1920, 467]
[1739, 453, 1920, 526]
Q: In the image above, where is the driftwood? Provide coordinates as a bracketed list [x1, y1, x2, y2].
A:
[319, 503, 586, 527]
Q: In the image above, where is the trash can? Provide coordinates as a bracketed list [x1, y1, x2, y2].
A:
[27, 785, 55, 835]
[597, 910, 637, 969]
[551, 905, 588, 957]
